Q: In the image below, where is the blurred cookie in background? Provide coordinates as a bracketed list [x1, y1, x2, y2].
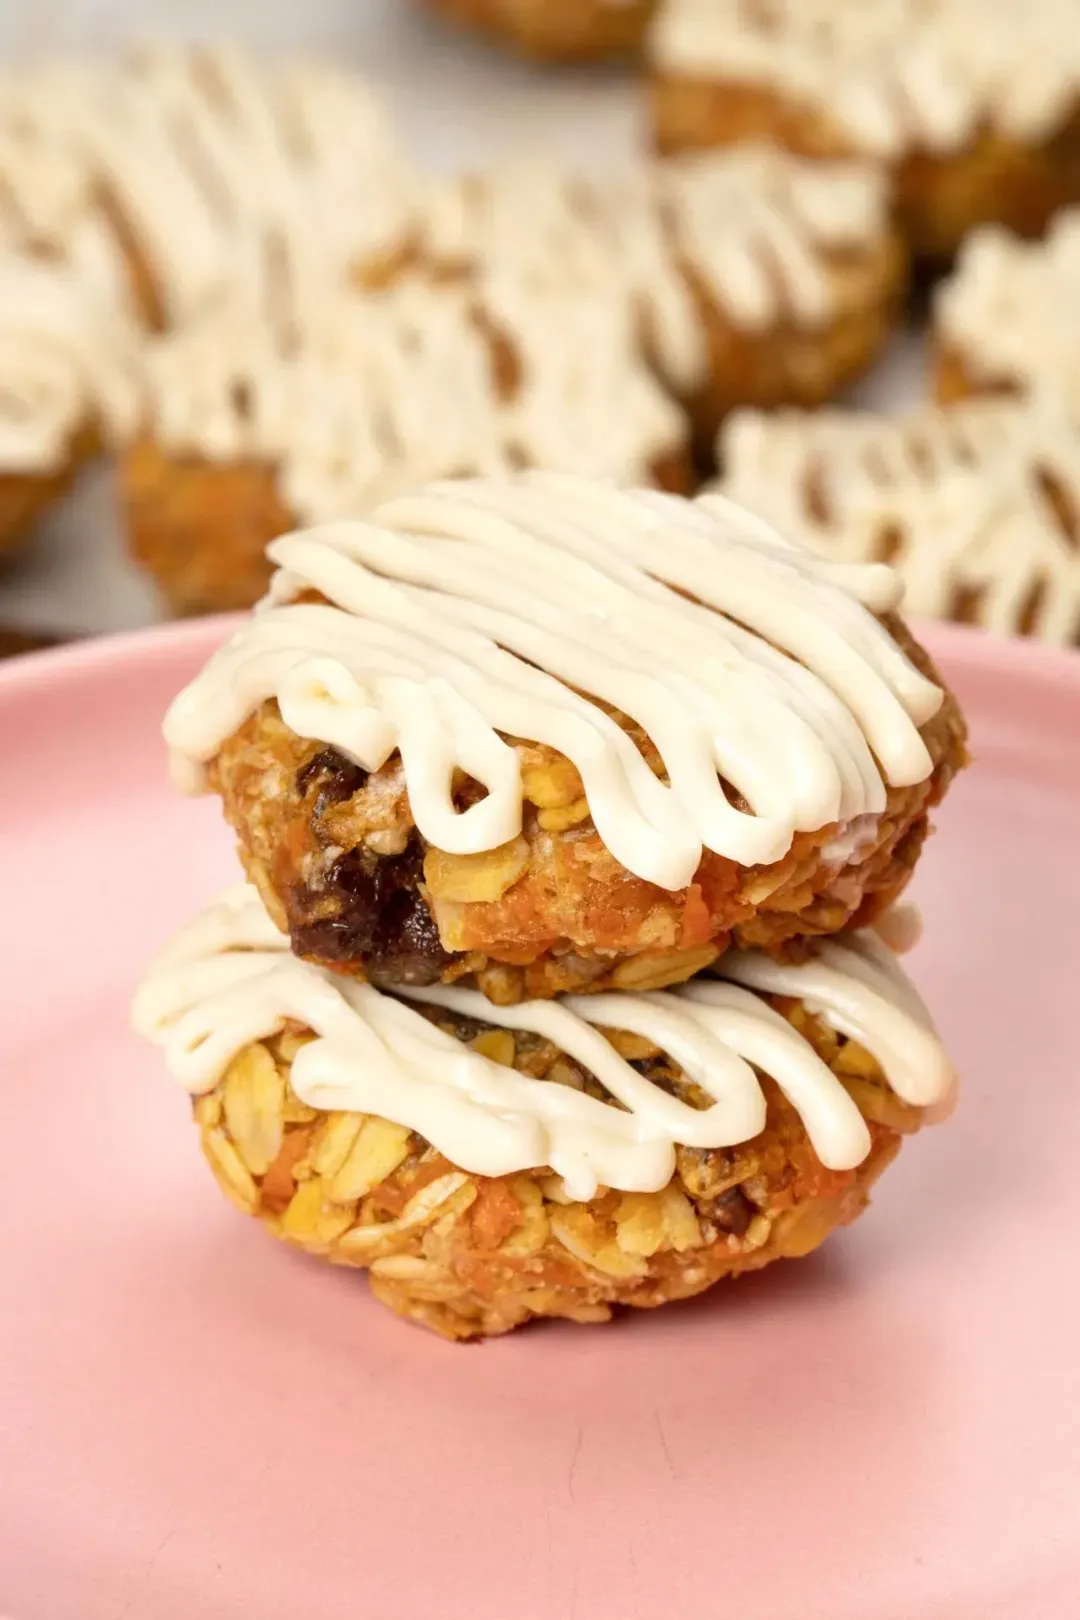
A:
[120, 138, 907, 620]
[0, 252, 138, 558]
[649, 0, 1080, 258]
[0, 44, 419, 333]
[935, 210, 1080, 416]
[418, 0, 656, 62]
[0, 42, 424, 583]
[121, 275, 689, 616]
[715, 398, 1080, 645]
[0, 626, 65, 658]
[419, 144, 906, 451]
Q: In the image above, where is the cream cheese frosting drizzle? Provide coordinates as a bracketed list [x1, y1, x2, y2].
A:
[718, 401, 1080, 644]
[0, 45, 417, 329]
[132, 885, 953, 1198]
[0, 251, 139, 470]
[936, 211, 1080, 417]
[136, 275, 684, 517]
[420, 145, 888, 391]
[164, 474, 941, 890]
[652, 0, 1080, 157]
[0, 84, 98, 259]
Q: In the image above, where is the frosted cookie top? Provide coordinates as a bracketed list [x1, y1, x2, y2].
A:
[0, 72, 97, 247]
[0, 68, 136, 312]
[651, 0, 1080, 156]
[135, 273, 685, 517]
[163, 473, 942, 891]
[0, 251, 139, 471]
[936, 211, 1080, 415]
[132, 884, 954, 1198]
[0, 44, 418, 328]
[420, 144, 890, 391]
[718, 400, 1080, 644]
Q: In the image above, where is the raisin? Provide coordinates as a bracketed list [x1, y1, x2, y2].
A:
[287, 838, 450, 986]
[708, 1185, 755, 1238]
[294, 748, 369, 829]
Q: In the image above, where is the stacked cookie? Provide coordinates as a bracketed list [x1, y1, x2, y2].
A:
[133, 473, 966, 1338]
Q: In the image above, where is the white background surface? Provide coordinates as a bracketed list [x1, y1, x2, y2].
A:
[0, 0, 927, 636]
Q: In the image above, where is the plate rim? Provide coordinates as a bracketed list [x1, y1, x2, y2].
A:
[0, 610, 242, 698]
[1, 611, 1078, 705]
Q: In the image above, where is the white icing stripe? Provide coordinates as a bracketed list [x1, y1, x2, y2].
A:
[651, 0, 1080, 157]
[718, 401, 1080, 644]
[163, 475, 941, 890]
[420, 145, 888, 392]
[132, 886, 954, 1198]
[0, 252, 139, 469]
[136, 276, 685, 512]
[716, 936, 946, 1106]
[936, 211, 1080, 418]
[0, 46, 416, 328]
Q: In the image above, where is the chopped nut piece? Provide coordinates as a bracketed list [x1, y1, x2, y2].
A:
[424, 837, 530, 903]
[547, 1058, 585, 1091]
[537, 797, 590, 832]
[470, 1029, 516, 1066]
[551, 1206, 648, 1279]
[835, 1039, 881, 1079]
[602, 1029, 662, 1062]
[364, 827, 411, 856]
[659, 1184, 702, 1252]
[502, 1177, 550, 1256]
[614, 1192, 667, 1257]
[521, 755, 584, 809]
[611, 943, 721, 990]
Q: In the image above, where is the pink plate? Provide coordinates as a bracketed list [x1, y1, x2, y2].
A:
[2, 618, 1079, 1620]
